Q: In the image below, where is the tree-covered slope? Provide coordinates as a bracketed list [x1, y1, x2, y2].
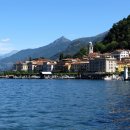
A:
[94, 15, 130, 52]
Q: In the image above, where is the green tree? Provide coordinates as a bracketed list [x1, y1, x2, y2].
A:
[94, 42, 106, 53]
[95, 14, 130, 52]
[64, 54, 72, 59]
[73, 48, 87, 58]
[118, 41, 128, 49]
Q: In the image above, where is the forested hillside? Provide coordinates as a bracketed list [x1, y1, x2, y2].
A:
[94, 15, 130, 52]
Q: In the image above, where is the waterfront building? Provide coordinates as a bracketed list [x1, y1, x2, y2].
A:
[14, 62, 23, 71]
[89, 57, 117, 73]
[71, 61, 89, 72]
[55, 58, 79, 72]
[27, 61, 37, 72]
[116, 57, 130, 73]
[116, 61, 126, 73]
[128, 50, 130, 56]
[14, 61, 30, 72]
[112, 50, 129, 61]
[35, 62, 44, 72]
[22, 61, 29, 71]
[42, 61, 57, 72]
[30, 58, 51, 72]
[14, 58, 51, 72]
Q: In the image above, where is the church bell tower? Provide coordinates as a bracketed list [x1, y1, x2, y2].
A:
[89, 41, 93, 54]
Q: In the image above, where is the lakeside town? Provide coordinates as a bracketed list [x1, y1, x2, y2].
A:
[2, 42, 129, 80]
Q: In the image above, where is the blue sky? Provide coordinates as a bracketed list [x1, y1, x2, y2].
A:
[0, 0, 130, 54]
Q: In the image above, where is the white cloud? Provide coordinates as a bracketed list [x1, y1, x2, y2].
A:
[0, 38, 14, 55]
[1, 38, 11, 43]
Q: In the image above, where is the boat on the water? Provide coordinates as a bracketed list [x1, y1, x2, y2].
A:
[104, 75, 123, 81]
[104, 76, 112, 80]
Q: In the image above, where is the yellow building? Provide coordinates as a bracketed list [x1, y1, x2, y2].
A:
[117, 61, 128, 73]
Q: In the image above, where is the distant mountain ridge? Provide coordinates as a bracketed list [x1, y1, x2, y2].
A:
[0, 32, 107, 70]
[0, 37, 71, 70]
[63, 32, 108, 55]
[0, 14, 130, 71]
[0, 50, 18, 59]
[51, 32, 108, 59]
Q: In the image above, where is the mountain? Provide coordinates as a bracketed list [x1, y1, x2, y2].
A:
[94, 15, 130, 52]
[0, 32, 109, 70]
[0, 50, 18, 59]
[51, 32, 108, 59]
[64, 32, 108, 55]
[0, 36, 71, 70]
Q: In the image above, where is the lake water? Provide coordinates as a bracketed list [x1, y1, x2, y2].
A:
[0, 79, 130, 130]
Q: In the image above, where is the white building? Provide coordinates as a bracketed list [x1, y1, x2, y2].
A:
[42, 61, 57, 72]
[128, 50, 130, 56]
[112, 50, 129, 61]
[14, 61, 30, 71]
[22, 63, 28, 71]
[89, 57, 117, 73]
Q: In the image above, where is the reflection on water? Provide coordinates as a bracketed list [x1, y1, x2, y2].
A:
[0, 79, 130, 130]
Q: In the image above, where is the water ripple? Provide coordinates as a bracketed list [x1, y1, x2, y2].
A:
[0, 79, 129, 129]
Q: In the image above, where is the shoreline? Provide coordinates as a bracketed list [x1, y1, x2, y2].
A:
[0, 72, 130, 81]
[0, 75, 129, 81]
